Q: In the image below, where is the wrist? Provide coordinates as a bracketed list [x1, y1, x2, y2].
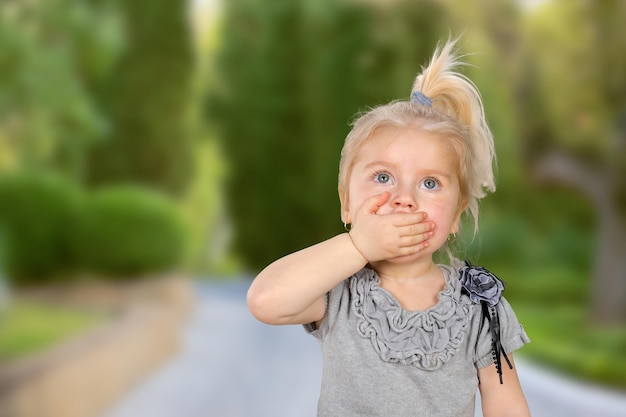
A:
[344, 232, 369, 265]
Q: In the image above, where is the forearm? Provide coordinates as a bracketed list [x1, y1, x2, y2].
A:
[247, 233, 367, 325]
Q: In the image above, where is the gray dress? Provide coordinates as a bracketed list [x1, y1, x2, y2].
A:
[304, 264, 530, 417]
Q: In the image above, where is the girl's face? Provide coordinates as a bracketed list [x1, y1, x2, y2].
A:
[342, 127, 465, 256]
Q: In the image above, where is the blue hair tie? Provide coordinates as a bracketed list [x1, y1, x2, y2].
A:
[410, 90, 432, 107]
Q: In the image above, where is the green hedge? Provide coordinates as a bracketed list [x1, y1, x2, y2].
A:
[0, 173, 82, 284]
[74, 186, 186, 278]
[0, 172, 187, 284]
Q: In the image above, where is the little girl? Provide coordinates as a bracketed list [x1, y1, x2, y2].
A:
[247, 39, 531, 417]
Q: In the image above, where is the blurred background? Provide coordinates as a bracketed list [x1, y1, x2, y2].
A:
[0, 0, 625, 415]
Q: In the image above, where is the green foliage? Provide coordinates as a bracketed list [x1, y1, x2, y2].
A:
[0, 172, 187, 283]
[525, 0, 626, 156]
[210, 0, 447, 270]
[463, 189, 595, 272]
[85, 0, 195, 196]
[74, 186, 187, 278]
[522, 0, 626, 214]
[516, 304, 626, 390]
[179, 140, 231, 274]
[0, 172, 82, 284]
[1, 0, 197, 196]
[0, 0, 122, 175]
[518, 0, 626, 324]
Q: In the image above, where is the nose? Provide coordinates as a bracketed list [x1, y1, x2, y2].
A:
[390, 186, 418, 212]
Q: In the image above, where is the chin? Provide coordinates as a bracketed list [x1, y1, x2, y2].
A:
[387, 252, 432, 264]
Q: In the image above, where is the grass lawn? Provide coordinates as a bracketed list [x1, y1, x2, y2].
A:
[515, 303, 626, 391]
[0, 302, 107, 363]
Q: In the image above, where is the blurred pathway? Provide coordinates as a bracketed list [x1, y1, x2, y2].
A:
[101, 279, 321, 417]
[102, 280, 626, 417]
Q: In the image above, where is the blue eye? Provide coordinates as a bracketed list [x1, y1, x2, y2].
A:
[374, 172, 392, 184]
[421, 178, 439, 190]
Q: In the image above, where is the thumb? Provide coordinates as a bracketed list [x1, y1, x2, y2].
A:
[364, 192, 390, 214]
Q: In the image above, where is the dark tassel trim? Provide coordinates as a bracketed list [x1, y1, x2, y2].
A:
[481, 301, 513, 384]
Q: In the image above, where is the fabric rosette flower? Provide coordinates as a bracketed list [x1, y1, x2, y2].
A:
[458, 261, 512, 384]
[459, 261, 504, 307]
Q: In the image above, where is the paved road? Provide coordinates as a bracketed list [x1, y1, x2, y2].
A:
[102, 280, 626, 417]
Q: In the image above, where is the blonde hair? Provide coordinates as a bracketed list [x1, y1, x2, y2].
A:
[338, 38, 496, 235]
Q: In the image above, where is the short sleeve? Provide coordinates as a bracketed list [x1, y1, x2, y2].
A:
[303, 292, 328, 337]
[303, 280, 349, 338]
[474, 296, 530, 369]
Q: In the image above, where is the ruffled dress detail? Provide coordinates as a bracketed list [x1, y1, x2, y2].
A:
[351, 267, 473, 370]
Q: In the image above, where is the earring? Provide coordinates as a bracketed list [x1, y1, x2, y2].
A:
[447, 233, 456, 243]
[344, 222, 352, 232]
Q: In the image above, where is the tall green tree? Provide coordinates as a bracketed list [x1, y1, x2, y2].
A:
[210, 0, 446, 270]
[0, 0, 119, 175]
[0, 0, 196, 197]
[86, 0, 195, 196]
[522, 0, 626, 323]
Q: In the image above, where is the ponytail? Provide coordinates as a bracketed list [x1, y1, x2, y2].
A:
[411, 38, 496, 231]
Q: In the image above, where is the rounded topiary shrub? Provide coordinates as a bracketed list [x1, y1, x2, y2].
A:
[0, 172, 82, 285]
[74, 186, 187, 278]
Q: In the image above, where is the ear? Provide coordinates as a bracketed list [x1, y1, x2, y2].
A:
[339, 186, 351, 224]
[341, 207, 351, 224]
[450, 198, 467, 234]
[450, 220, 460, 235]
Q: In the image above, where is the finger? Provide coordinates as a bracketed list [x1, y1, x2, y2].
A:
[398, 222, 434, 238]
[390, 212, 428, 227]
[393, 241, 430, 258]
[363, 192, 390, 215]
[398, 231, 433, 247]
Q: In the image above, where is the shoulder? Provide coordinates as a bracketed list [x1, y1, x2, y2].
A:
[450, 260, 523, 332]
[451, 261, 531, 376]
[457, 261, 505, 307]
